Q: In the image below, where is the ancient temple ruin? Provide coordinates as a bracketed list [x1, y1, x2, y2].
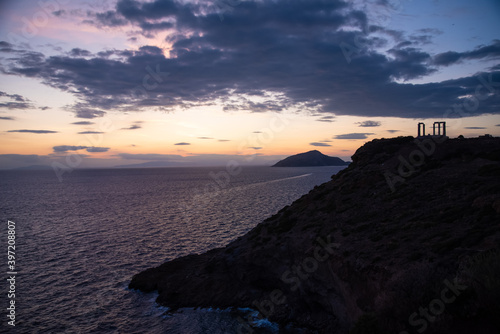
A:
[417, 121, 446, 137]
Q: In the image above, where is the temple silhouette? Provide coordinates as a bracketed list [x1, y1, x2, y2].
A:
[417, 121, 447, 138]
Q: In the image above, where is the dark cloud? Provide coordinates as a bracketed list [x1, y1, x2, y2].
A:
[334, 133, 374, 139]
[53, 145, 109, 153]
[0, 102, 33, 109]
[0, 91, 34, 110]
[69, 48, 92, 57]
[1, 1, 499, 119]
[52, 10, 66, 17]
[121, 121, 143, 130]
[72, 121, 95, 125]
[7, 129, 58, 134]
[174, 142, 191, 145]
[356, 120, 381, 127]
[78, 131, 104, 134]
[123, 124, 142, 130]
[53, 145, 88, 152]
[310, 142, 332, 147]
[386, 130, 400, 133]
[66, 103, 106, 119]
[0, 116, 14, 120]
[464, 126, 487, 129]
[0, 41, 14, 52]
[86, 147, 110, 153]
[316, 116, 336, 123]
[434, 40, 500, 66]
[249, 147, 262, 150]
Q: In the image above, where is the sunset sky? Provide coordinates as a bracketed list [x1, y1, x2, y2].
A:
[0, 0, 499, 169]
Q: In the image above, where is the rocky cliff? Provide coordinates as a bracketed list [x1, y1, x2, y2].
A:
[130, 136, 500, 334]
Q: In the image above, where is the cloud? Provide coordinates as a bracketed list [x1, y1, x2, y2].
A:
[7, 129, 58, 134]
[249, 147, 262, 150]
[123, 125, 141, 130]
[66, 103, 106, 119]
[0, 116, 14, 120]
[0, 91, 34, 110]
[85, 147, 110, 153]
[496, 124, 500, 127]
[386, 130, 400, 133]
[198, 136, 213, 139]
[53, 145, 88, 152]
[464, 126, 487, 129]
[78, 131, 104, 134]
[52, 9, 66, 17]
[53, 145, 109, 153]
[334, 133, 374, 140]
[69, 48, 92, 57]
[174, 142, 191, 146]
[316, 116, 336, 123]
[356, 120, 381, 127]
[310, 142, 332, 147]
[72, 121, 95, 125]
[434, 40, 500, 66]
[121, 121, 143, 130]
[0, 1, 499, 120]
[218, 139, 231, 142]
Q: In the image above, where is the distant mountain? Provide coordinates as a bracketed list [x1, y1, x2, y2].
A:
[114, 161, 179, 168]
[13, 165, 52, 170]
[272, 150, 349, 167]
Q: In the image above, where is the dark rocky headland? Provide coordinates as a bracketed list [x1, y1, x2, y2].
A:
[130, 136, 500, 334]
[272, 150, 349, 167]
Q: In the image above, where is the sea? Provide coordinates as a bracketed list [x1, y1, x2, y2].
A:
[0, 166, 346, 333]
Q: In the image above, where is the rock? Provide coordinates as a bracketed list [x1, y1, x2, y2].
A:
[130, 136, 500, 334]
[272, 150, 350, 167]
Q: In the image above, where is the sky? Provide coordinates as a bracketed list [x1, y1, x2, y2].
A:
[0, 0, 499, 169]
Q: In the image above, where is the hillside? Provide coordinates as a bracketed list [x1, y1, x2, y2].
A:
[272, 150, 349, 167]
[130, 136, 500, 334]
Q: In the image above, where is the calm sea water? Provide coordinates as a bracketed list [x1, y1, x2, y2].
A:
[0, 166, 345, 333]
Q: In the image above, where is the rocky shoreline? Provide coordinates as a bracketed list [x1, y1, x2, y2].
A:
[130, 136, 500, 333]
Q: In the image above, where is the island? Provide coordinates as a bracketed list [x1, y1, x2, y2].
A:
[272, 150, 350, 167]
[130, 136, 500, 334]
